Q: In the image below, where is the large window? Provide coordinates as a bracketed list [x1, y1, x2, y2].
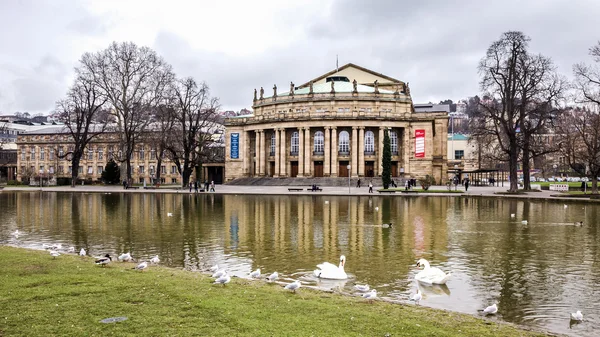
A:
[364, 131, 374, 154]
[30, 146, 35, 160]
[455, 150, 464, 160]
[290, 131, 299, 155]
[40, 147, 45, 160]
[139, 148, 145, 160]
[270, 132, 276, 156]
[390, 131, 398, 155]
[339, 131, 350, 154]
[314, 131, 324, 154]
[98, 148, 103, 160]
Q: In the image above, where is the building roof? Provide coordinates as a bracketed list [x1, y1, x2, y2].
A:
[414, 104, 450, 113]
[448, 134, 469, 141]
[266, 81, 395, 98]
[298, 63, 403, 88]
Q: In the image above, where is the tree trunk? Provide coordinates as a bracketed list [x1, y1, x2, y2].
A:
[509, 138, 519, 193]
[71, 155, 81, 188]
[522, 138, 531, 190]
[156, 157, 162, 186]
[593, 177, 598, 194]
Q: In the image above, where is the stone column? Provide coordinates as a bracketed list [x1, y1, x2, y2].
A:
[304, 127, 311, 176]
[324, 126, 331, 176]
[403, 127, 410, 175]
[351, 126, 358, 177]
[259, 130, 266, 176]
[274, 129, 280, 177]
[378, 127, 384, 176]
[358, 126, 365, 177]
[243, 131, 250, 176]
[298, 127, 304, 177]
[254, 130, 260, 177]
[331, 127, 338, 177]
[280, 129, 287, 177]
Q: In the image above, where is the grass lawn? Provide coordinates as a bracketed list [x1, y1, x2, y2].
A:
[378, 188, 464, 194]
[0, 246, 549, 337]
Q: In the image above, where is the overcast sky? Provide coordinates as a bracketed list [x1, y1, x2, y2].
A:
[0, 0, 598, 114]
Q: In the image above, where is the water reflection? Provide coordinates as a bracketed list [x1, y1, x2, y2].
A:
[1, 192, 599, 337]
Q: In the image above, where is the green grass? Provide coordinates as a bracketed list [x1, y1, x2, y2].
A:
[378, 188, 464, 193]
[0, 246, 549, 337]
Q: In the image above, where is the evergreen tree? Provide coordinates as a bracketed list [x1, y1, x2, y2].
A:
[102, 159, 121, 184]
[382, 129, 392, 189]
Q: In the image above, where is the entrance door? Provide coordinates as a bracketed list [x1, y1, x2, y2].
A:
[391, 162, 398, 177]
[339, 161, 349, 177]
[365, 161, 375, 177]
[314, 161, 323, 177]
[269, 162, 275, 177]
[290, 161, 298, 177]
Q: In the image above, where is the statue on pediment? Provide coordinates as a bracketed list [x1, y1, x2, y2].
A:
[352, 79, 357, 93]
[253, 88, 257, 101]
[309, 81, 313, 94]
[330, 80, 335, 94]
[374, 80, 379, 94]
[273, 84, 277, 97]
[259, 87, 264, 99]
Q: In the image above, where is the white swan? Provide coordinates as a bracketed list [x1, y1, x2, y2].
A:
[570, 310, 583, 321]
[314, 255, 348, 280]
[415, 258, 451, 285]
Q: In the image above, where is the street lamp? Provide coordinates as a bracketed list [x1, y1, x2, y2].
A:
[347, 165, 351, 194]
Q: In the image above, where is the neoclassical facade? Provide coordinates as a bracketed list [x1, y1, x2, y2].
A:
[225, 63, 448, 182]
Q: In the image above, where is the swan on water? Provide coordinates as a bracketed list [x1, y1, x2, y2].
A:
[415, 258, 451, 285]
[314, 255, 348, 280]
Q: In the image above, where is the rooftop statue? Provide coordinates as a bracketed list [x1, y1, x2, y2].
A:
[309, 81, 313, 94]
[374, 80, 379, 94]
[273, 84, 277, 97]
[330, 80, 335, 93]
[289, 82, 294, 96]
[254, 88, 257, 101]
[259, 87, 264, 99]
[352, 79, 357, 93]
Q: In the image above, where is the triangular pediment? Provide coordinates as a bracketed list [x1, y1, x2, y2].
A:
[298, 63, 404, 88]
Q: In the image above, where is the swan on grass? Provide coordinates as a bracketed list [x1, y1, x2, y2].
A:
[483, 303, 498, 315]
[415, 259, 451, 285]
[314, 255, 348, 280]
[570, 310, 583, 321]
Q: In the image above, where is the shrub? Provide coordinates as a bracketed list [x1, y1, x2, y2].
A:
[419, 175, 436, 191]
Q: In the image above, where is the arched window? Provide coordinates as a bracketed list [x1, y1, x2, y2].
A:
[314, 131, 324, 154]
[270, 132, 276, 156]
[364, 130, 374, 154]
[291, 131, 299, 155]
[338, 131, 350, 154]
[390, 131, 398, 154]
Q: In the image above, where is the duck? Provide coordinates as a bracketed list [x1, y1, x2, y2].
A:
[266, 272, 279, 282]
[570, 310, 583, 321]
[150, 255, 160, 264]
[214, 273, 231, 286]
[212, 269, 227, 278]
[362, 289, 377, 302]
[354, 284, 370, 292]
[284, 280, 301, 293]
[118, 252, 133, 262]
[79, 248, 86, 256]
[382, 223, 393, 228]
[415, 258, 451, 285]
[50, 250, 61, 259]
[95, 254, 112, 267]
[249, 268, 261, 279]
[314, 255, 348, 280]
[134, 261, 148, 271]
[574, 221, 584, 226]
[483, 303, 498, 315]
[410, 289, 422, 305]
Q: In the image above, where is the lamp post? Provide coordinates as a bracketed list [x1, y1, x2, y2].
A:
[347, 164, 351, 194]
[39, 169, 44, 191]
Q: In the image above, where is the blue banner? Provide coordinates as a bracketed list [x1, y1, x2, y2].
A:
[230, 133, 239, 159]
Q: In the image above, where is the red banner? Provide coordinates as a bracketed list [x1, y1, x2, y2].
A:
[415, 129, 425, 158]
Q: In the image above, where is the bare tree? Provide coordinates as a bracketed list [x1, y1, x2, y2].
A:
[55, 69, 108, 187]
[145, 105, 176, 186]
[476, 31, 563, 192]
[163, 77, 220, 187]
[79, 42, 174, 183]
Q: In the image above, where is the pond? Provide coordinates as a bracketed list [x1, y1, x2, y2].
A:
[2, 191, 598, 336]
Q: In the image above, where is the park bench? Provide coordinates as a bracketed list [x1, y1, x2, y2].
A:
[307, 187, 322, 192]
[378, 190, 396, 194]
[288, 188, 303, 192]
[400, 190, 417, 194]
[143, 186, 157, 190]
[126, 186, 139, 190]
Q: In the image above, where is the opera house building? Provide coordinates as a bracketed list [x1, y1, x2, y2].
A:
[224, 63, 448, 183]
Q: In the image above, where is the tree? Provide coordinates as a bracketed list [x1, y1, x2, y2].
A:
[79, 41, 174, 184]
[163, 77, 220, 187]
[476, 31, 563, 192]
[55, 69, 108, 187]
[381, 129, 391, 189]
[101, 159, 121, 184]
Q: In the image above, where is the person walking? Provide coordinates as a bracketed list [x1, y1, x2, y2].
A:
[194, 180, 199, 193]
[189, 181, 193, 193]
[465, 179, 470, 192]
[368, 181, 373, 193]
[205, 180, 209, 191]
[357, 178, 361, 188]
[210, 180, 215, 192]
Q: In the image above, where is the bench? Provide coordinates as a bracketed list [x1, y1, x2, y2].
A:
[307, 188, 322, 192]
[378, 190, 396, 194]
[400, 190, 417, 194]
[143, 186, 157, 190]
[126, 186, 139, 190]
[288, 188, 303, 192]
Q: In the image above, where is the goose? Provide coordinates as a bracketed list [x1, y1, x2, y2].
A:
[410, 289, 422, 305]
[382, 223, 393, 228]
[214, 273, 231, 286]
[249, 268, 261, 279]
[362, 289, 377, 302]
[167, 213, 173, 217]
[415, 258, 451, 285]
[570, 310, 583, 321]
[314, 255, 348, 280]
[209, 264, 219, 272]
[79, 248, 86, 256]
[118, 252, 133, 262]
[266, 271, 279, 282]
[284, 280, 301, 293]
[354, 284, 370, 292]
[212, 269, 227, 278]
[134, 261, 148, 271]
[574, 221, 584, 226]
[150, 255, 160, 264]
[95, 254, 112, 267]
[50, 250, 61, 259]
[521, 220, 528, 225]
[483, 303, 498, 315]
[67, 247, 75, 253]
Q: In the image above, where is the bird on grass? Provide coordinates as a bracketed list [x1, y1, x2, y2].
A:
[354, 284, 370, 292]
[570, 310, 583, 321]
[118, 252, 133, 262]
[249, 268, 261, 279]
[134, 261, 148, 271]
[95, 254, 112, 267]
[362, 289, 377, 303]
[212, 269, 227, 278]
[483, 303, 498, 315]
[79, 248, 86, 256]
[50, 250, 60, 259]
[266, 272, 279, 282]
[150, 255, 160, 264]
[410, 289, 422, 305]
[214, 273, 231, 286]
[284, 280, 301, 293]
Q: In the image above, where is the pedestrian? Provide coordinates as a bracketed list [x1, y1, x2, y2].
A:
[391, 179, 396, 188]
[465, 179, 470, 192]
[368, 181, 373, 193]
[123, 179, 128, 190]
[581, 181, 586, 192]
[194, 180, 199, 193]
[205, 180, 209, 191]
[210, 180, 215, 192]
[189, 181, 193, 193]
[357, 178, 361, 188]
[404, 179, 409, 191]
